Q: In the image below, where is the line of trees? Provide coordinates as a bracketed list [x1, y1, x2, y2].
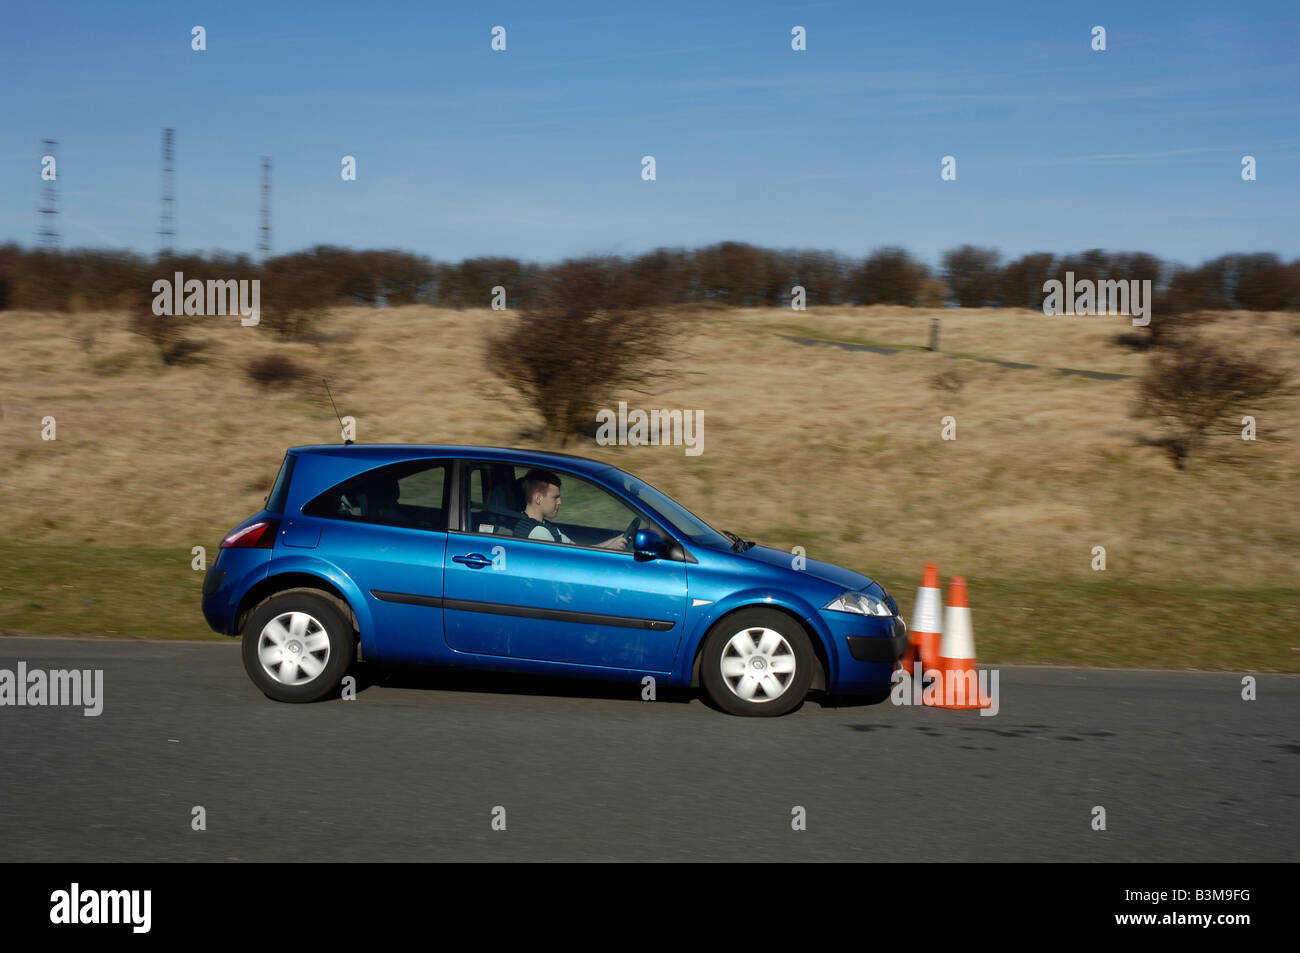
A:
[2, 241, 1299, 315]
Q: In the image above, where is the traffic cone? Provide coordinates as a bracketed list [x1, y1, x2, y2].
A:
[900, 563, 943, 677]
[930, 576, 991, 710]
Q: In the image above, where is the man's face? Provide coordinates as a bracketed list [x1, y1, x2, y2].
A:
[537, 483, 561, 519]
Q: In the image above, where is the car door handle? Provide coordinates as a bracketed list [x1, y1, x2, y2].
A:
[453, 553, 494, 569]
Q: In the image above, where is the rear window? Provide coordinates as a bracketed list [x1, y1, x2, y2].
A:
[302, 459, 450, 532]
[265, 453, 296, 514]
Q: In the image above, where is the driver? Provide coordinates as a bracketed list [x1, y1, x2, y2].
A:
[515, 469, 627, 550]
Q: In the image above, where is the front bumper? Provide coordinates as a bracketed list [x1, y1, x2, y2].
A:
[818, 612, 908, 693]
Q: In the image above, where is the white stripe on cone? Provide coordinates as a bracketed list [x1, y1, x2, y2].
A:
[910, 586, 942, 635]
[939, 603, 976, 661]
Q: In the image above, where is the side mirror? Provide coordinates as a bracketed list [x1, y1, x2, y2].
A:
[634, 528, 667, 559]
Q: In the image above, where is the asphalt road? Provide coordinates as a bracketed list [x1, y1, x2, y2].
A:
[0, 637, 1295, 862]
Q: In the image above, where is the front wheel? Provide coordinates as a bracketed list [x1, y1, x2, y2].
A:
[700, 609, 815, 716]
[241, 590, 354, 703]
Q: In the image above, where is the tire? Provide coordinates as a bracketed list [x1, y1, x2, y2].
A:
[700, 608, 815, 717]
[241, 590, 354, 703]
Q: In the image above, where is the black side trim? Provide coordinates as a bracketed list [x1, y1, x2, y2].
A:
[370, 589, 674, 631]
[448, 598, 676, 631]
[371, 589, 444, 608]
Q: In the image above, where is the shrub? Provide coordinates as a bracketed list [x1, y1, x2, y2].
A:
[247, 353, 309, 389]
[483, 257, 672, 445]
[1137, 336, 1293, 468]
[930, 367, 966, 395]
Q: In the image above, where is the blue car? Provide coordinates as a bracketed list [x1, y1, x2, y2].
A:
[202, 445, 907, 716]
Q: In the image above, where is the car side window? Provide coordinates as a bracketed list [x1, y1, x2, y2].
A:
[303, 460, 449, 532]
[543, 472, 632, 538]
[462, 461, 656, 549]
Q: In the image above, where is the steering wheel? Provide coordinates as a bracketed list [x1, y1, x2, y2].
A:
[622, 517, 642, 546]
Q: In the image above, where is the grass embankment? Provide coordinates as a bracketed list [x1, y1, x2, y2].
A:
[1, 541, 1294, 670]
[2, 304, 1298, 669]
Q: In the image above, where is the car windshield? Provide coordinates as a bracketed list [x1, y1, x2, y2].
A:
[607, 470, 732, 549]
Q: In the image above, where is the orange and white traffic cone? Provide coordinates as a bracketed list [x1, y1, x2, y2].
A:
[900, 563, 943, 677]
[930, 576, 991, 710]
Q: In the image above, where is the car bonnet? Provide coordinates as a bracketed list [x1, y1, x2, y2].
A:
[735, 544, 884, 597]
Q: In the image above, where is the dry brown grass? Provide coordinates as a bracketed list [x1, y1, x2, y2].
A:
[2, 303, 1298, 603]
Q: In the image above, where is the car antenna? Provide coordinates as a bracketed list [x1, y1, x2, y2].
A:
[322, 378, 353, 445]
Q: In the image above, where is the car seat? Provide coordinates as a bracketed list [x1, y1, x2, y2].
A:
[477, 469, 525, 535]
[359, 475, 402, 525]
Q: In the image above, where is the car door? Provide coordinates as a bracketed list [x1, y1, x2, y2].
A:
[301, 458, 451, 662]
[443, 460, 688, 672]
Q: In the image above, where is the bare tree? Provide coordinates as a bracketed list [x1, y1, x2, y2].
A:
[1000, 253, 1056, 310]
[484, 257, 673, 445]
[942, 245, 1002, 307]
[1237, 262, 1300, 311]
[259, 254, 339, 341]
[1138, 336, 1293, 468]
[848, 247, 929, 305]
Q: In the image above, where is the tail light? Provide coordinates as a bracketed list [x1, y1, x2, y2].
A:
[221, 519, 280, 549]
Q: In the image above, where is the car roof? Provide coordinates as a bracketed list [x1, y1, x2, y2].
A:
[287, 443, 617, 477]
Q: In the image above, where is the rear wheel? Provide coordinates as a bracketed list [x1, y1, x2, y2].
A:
[701, 608, 814, 716]
[241, 590, 354, 702]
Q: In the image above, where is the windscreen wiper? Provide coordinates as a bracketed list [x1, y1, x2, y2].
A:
[722, 530, 755, 552]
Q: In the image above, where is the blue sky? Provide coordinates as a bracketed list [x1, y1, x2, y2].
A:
[3, 0, 1298, 268]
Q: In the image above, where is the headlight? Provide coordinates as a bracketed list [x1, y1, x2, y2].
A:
[823, 590, 893, 617]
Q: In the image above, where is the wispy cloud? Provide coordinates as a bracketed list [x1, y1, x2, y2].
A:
[518, 42, 745, 72]
[1029, 146, 1239, 166]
